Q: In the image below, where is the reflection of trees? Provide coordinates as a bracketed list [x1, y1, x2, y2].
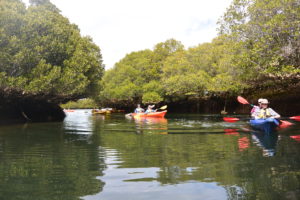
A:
[95, 129, 300, 199]
[0, 123, 105, 200]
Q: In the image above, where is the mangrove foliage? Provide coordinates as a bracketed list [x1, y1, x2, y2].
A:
[0, 0, 104, 102]
[100, 0, 300, 106]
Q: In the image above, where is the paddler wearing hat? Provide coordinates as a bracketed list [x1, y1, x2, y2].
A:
[145, 105, 156, 114]
[251, 99, 280, 119]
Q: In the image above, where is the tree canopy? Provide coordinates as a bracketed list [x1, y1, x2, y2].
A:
[218, 0, 300, 80]
[2, 0, 299, 108]
[0, 0, 104, 102]
[100, 0, 300, 106]
[100, 37, 247, 105]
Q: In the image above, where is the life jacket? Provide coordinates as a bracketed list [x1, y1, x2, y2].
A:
[251, 105, 259, 113]
[258, 108, 271, 119]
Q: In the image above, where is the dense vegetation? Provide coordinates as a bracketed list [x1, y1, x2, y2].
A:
[0, 0, 104, 121]
[100, 0, 299, 107]
[1, 0, 299, 117]
[60, 98, 97, 109]
[0, 0, 104, 102]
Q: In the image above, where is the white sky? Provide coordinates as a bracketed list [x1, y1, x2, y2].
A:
[22, 0, 232, 69]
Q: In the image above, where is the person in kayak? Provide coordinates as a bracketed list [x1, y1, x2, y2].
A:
[134, 104, 145, 113]
[145, 105, 156, 114]
[251, 99, 280, 119]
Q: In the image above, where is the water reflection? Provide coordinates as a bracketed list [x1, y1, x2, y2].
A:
[251, 131, 279, 157]
[223, 127, 279, 156]
[0, 112, 300, 200]
[64, 109, 94, 134]
[224, 129, 239, 136]
[132, 117, 168, 134]
[0, 118, 105, 200]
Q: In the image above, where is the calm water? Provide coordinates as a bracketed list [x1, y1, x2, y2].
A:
[0, 110, 300, 200]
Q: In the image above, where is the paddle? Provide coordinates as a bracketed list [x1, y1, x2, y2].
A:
[237, 96, 293, 126]
[158, 105, 167, 110]
[290, 116, 300, 121]
[237, 96, 253, 106]
[223, 117, 239, 123]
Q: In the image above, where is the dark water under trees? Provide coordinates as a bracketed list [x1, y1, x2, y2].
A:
[0, 110, 299, 200]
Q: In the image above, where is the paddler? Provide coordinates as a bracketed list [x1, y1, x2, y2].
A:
[251, 99, 280, 119]
[134, 104, 145, 113]
[145, 105, 156, 114]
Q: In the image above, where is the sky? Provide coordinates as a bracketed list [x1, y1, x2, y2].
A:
[22, 0, 232, 69]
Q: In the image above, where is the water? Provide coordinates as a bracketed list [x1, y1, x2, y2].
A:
[0, 110, 299, 200]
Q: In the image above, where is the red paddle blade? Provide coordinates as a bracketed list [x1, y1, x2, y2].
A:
[237, 96, 249, 105]
[290, 116, 300, 121]
[290, 135, 300, 142]
[279, 120, 293, 128]
[223, 117, 240, 123]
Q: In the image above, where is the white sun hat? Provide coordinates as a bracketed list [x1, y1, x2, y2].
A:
[260, 99, 269, 104]
[258, 98, 264, 103]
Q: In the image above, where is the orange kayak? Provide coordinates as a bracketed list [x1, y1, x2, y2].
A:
[131, 111, 167, 118]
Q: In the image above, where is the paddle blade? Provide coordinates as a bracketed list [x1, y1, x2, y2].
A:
[223, 117, 240, 123]
[237, 96, 250, 105]
[290, 135, 300, 142]
[279, 120, 293, 128]
[159, 105, 167, 110]
[290, 116, 300, 121]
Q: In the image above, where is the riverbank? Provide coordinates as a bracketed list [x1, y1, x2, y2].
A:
[0, 88, 67, 124]
[103, 89, 300, 116]
[1, 87, 300, 124]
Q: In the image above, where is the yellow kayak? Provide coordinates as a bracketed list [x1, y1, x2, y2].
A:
[92, 109, 111, 115]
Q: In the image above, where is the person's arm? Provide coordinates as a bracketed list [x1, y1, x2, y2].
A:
[269, 108, 280, 119]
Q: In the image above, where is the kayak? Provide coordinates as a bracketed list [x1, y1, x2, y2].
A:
[64, 109, 75, 112]
[131, 111, 167, 118]
[250, 118, 279, 133]
[92, 109, 111, 115]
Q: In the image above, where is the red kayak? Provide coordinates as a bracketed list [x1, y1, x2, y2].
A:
[131, 111, 167, 118]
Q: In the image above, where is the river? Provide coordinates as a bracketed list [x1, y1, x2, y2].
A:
[0, 110, 299, 200]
